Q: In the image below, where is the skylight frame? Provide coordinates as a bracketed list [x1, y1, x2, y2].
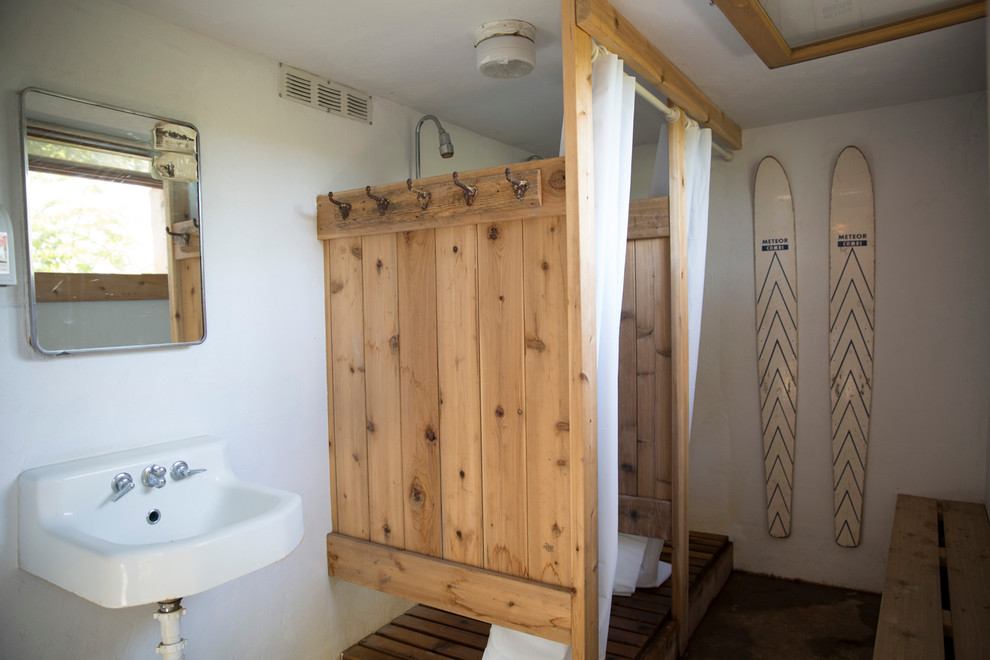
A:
[712, 0, 985, 69]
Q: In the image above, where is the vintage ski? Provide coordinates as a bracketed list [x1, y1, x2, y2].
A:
[829, 146, 875, 548]
[754, 156, 797, 538]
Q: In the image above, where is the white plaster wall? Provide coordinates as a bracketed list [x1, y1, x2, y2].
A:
[0, 0, 526, 657]
[692, 92, 990, 592]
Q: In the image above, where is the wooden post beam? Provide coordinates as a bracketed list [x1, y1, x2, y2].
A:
[667, 108, 691, 656]
[576, 0, 742, 151]
[562, 0, 600, 658]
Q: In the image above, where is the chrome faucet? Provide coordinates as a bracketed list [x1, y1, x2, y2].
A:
[141, 464, 167, 489]
[170, 460, 206, 481]
[110, 472, 134, 502]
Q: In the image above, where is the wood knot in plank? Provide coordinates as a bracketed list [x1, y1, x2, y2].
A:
[383, 523, 391, 537]
[620, 310, 634, 320]
[488, 224, 501, 240]
[456, 530, 463, 539]
[390, 335, 399, 351]
[541, 261, 550, 271]
[459, 470, 465, 479]
[495, 405, 505, 418]
[620, 463, 634, 472]
[526, 337, 546, 351]
[452, 245, 459, 253]
[350, 245, 362, 259]
[424, 426, 437, 442]
[376, 258, 383, 271]
[330, 281, 344, 294]
[555, 421, 569, 431]
[552, 523, 562, 537]
[549, 170, 566, 190]
[409, 479, 425, 504]
[366, 420, 376, 432]
[580, 372, 589, 382]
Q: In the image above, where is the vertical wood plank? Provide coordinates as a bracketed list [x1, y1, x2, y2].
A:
[362, 234, 405, 548]
[435, 225, 484, 567]
[562, 0, 600, 656]
[655, 237, 673, 502]
[941, 500, 990, 660]
[634, 238, 673, 502]
[324, 241, 339, 532]
[397, 229, 442, 557]
[523, 215, 571, 586]
[667, 111, 691, 655]
[328, 237, 370, 539]
[874, 495, 943, 659]
[634, 239, 659, 500]
[617, 242, 638, 496]
[478, 219, 528, 578]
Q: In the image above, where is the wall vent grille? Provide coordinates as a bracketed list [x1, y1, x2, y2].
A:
[278, 63, 372, 124]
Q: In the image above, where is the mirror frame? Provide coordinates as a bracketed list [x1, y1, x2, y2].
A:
[19, 88, 207, 355]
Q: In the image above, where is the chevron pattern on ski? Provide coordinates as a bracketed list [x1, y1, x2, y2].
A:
[829, 147, 874, 548]
[753, 157, 797, 538]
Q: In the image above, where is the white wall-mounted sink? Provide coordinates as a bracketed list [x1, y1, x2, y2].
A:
[18, 435, 304, 608]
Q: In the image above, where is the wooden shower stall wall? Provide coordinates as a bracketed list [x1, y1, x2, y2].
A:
[317, 158, 679, 657]
[318, 159, 585, 646]
[317, 3, 741, 656]
[618, 198, 674, 538]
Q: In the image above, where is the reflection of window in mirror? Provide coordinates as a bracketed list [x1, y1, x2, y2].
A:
[27, 123, 170, 304]
[20, 88, 205, 354]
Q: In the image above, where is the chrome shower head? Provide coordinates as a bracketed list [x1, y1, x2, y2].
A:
[438, 129, 454, 158]
[415, 115, 454, 178]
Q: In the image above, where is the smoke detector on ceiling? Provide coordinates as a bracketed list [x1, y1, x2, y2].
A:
[473, 20, 536, 79]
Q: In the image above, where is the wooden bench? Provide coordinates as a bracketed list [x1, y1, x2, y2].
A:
[874, 494, 990, 660]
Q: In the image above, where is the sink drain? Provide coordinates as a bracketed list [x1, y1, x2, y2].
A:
[147, 509, 162, 525]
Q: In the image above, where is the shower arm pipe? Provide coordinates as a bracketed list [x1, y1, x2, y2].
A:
[415, 114, 450, 179]
[592, 44, 734, 162]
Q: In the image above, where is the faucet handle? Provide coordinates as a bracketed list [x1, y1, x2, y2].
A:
[110, 472, 135, 502]
[141, 464, 167, 488]
[170, 460, 207, 481]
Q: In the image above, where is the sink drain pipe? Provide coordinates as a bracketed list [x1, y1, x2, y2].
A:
[154, 599, 187, 660]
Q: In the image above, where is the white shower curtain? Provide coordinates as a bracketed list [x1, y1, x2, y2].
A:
[682, 122, 712, 433]
[483, 50, 635, 660]
[649, 120, 712, 433]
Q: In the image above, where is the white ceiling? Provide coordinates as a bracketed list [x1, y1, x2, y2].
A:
[112, 0, 986, 157]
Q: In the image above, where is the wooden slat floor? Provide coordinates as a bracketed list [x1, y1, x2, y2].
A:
[342, 531, 732, 660]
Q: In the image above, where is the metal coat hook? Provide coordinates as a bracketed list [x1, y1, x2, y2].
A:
[406, 179, 432, 211]
[505, 168, 529, 200]
[327, 192, 351, 220]
[452, 171, 477, 206]
[366, 186, 390, 216]
[165, 224, 190, 245]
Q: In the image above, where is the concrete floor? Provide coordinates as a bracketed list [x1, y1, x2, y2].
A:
[685, 572, 881, 659]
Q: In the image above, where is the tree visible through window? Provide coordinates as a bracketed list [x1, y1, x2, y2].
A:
[26, 131, 167, 275]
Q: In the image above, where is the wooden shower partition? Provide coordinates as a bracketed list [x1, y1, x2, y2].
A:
[319, 159, 585, 645]
[318, 2, 741, 657]
[618, 198, 674, 539]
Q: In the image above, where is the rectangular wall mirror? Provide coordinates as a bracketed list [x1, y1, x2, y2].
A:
[19, 89, 205, 354]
